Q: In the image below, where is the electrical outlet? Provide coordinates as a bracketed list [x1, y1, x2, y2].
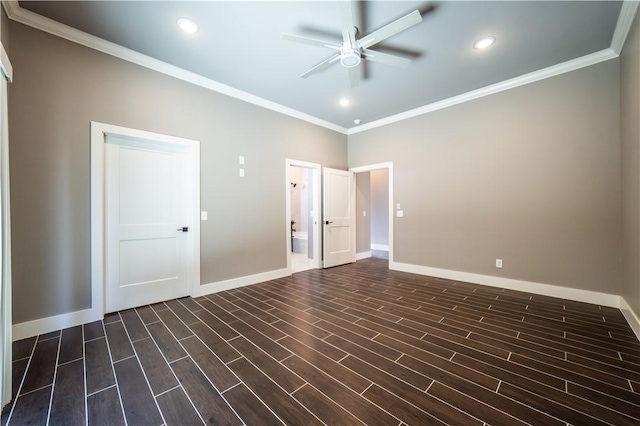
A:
[496, 259, 503, 269]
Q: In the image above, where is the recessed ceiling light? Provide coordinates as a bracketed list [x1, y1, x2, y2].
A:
[339, 98, 350, 107]
[474, 36, 495, 49]
[177, 18, 198, 34]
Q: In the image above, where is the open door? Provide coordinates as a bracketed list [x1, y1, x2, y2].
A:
[323, 167, 356, 268]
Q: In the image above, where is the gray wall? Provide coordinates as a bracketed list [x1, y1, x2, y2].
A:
[355, 172, 370, 254]
[621, 10, 640, 318]
[349, 59, 621, 294]
[8, 22, 347, 324]
[370, 168, 389, 247]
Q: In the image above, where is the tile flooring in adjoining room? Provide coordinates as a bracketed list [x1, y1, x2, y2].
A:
[2, 257, 640, 425]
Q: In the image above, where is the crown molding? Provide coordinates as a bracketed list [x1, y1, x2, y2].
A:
[2, 0, 635, 135]
[348, 48, 617, 135]
[611, 0, 640, 55]
[349, 0, 636, 135]
[2, 1, 348, 135]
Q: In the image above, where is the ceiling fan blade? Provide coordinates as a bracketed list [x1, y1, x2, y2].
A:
[358, 10, 422, 50]
[348, 66, 360, 88]
[282, 34, 341, 51]
[300, 53, 341, 78]
[339, 1, 357, 47]
[362, 49, 412, 68]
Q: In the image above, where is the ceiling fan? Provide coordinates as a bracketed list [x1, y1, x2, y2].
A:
[282, 2, 423, 88]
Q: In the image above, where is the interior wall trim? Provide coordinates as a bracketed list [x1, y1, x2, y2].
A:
[620, 297, 640, 341]
[3, 1, 634, 135]
[356, 251, 372, 260]
[12, 308, 101, 342]
[193, 268, 290, 298]
[0, 42, 12, 82]
[611, 0, 640, 54]
[390, 261, 622, 309]
[2, 1, 347, 135]
[14, 264, 639, 343]
[12, 266, 289, 340]
[391, 261, 640, 342]
[348, 48, 618, 135]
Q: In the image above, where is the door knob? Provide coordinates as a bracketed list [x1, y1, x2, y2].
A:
[325, 220, 333, 225]
[177, 227, 189, 232]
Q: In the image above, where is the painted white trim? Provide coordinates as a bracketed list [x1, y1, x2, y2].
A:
[4, 1, 634, 134]
[611, 0, 640, 54]
[370, 244, 389, 251]
[350, 162, 394, 265]
[0, 43, 12, 82]
[2, 2, 346, 135]
[4, 1, 636, 134]
[193, 268, 289, 298]
[0, 60, 11, 407]
[286, 159, 322, 274]
[620, 297, 640, 341]
[13, 308, 101, 342]
[14, 262, 638, 342]
[348, 49, 618, 135]
[390, 261, 622, 308]
[356, 251, 372, 260]
[91, 121, 201, 321]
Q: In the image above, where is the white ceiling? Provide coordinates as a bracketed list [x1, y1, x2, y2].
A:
[17, 1, 625, 131]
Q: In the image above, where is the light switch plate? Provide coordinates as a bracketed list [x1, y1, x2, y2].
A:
[201, 211, 208, 221]
[239, 168, 245, 177]
[239, 155, 245, 165]
[397, 210, 404, 217]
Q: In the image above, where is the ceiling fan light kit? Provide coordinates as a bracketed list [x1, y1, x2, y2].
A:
[340, 47, 361, 67]
[283, 1, 422, 87]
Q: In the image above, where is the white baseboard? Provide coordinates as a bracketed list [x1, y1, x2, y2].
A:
[12, 268, 290, 341]
[371, 244, 389, 251]
[390, 261, 621, 308]
[15, 263, 639, 343]
[192, 268, 290, 298]
[619, 297, 640, 341]
[356, 251, 372, 260]
[13, 307, 102, 341]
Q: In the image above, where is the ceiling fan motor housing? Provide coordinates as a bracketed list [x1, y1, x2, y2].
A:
[340, 46, 361, 68]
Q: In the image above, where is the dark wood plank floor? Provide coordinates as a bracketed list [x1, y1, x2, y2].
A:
[2, 257, 640, 425]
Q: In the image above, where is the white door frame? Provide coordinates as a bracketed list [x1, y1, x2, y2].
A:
[286, 159, 321, 273]
[349, 162, 394, 266]
[91, 122, 200, 318]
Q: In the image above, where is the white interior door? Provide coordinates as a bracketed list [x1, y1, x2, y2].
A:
[105, 135, 192, 312]
[323, 167, 355, 268]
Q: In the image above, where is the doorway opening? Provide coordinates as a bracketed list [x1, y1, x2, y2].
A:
[286, 159, 321, 274]
[351, 163, 393, 266]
